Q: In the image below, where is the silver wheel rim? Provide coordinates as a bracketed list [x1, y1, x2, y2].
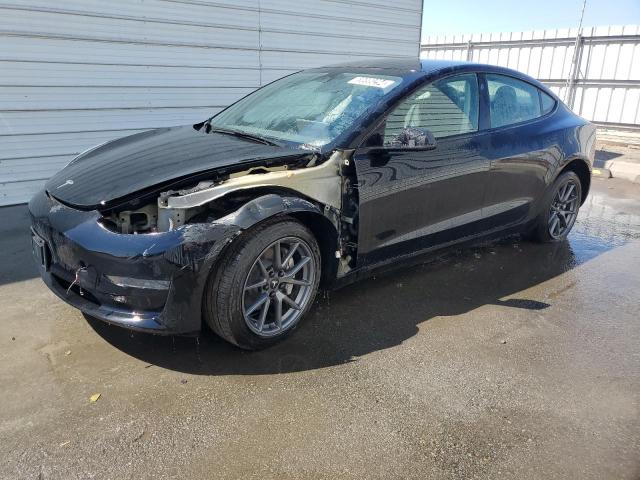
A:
[241, 237, 315, 337]
[548, 179, 579, 239]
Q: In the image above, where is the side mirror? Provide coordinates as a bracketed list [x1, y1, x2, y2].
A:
[387, 127, 437, 150]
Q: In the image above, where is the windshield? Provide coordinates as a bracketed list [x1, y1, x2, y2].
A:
[210, 71, 403, 148]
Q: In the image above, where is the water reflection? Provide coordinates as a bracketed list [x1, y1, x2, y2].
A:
[569, 187, 640, 263]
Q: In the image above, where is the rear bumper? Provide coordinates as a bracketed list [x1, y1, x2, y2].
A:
[28, 189, 241, 335]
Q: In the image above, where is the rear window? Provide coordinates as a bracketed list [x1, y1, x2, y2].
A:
[487, 74, 542, 128]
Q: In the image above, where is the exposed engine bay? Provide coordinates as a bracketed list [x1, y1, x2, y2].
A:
[100, 149, 360, 273]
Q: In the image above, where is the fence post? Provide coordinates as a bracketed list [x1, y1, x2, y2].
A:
[566, 33, 584, 110]
[466, 40, 473, 61]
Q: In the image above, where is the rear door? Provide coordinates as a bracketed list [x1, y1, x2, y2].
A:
[481, 73, 558, 226]
[352, 73, 492, 265]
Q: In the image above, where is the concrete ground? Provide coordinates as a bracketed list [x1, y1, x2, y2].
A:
[1, 178, 639, 480]
[596, 128, 640, 183]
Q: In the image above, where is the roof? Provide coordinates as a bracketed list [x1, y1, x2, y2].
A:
[314, 57, 554, 96]
[320, 57, 470, 74]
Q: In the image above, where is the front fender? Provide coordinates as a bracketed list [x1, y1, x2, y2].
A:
[167, 194, 327, 332]
[190, 193, 325, 279]
[216, 193, 324, 230]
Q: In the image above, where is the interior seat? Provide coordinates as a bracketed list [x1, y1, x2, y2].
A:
[491, 85, 518, 127]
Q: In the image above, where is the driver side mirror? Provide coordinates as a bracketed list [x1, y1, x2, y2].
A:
[387, 127, 437, 150]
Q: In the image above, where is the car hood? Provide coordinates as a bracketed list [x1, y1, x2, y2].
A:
[45, 125, 310, 209]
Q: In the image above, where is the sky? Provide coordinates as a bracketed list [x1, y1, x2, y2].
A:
[421, 0, 640, 39]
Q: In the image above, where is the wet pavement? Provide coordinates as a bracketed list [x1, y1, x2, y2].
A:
[1, 178, 639, 479]
[595, 129, 640, 183]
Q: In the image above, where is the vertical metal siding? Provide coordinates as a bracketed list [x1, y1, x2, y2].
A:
[0, 0, 423, 205]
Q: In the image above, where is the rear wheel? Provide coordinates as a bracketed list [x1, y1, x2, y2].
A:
[529, 171, 582, 243]
[203, 217, 321, 350]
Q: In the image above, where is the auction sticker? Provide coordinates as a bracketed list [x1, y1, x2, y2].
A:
[348, 76, 396, 89]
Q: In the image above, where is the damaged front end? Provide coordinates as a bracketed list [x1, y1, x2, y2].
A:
[29, 150, 360, 334]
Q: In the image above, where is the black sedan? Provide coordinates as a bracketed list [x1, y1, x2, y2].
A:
[29, 59, 595, 349]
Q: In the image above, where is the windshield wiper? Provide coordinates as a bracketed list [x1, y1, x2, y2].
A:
[205, 125, 279, 147]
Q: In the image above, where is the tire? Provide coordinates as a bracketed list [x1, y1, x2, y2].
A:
[203, 216, 321, 350]
[529, 170, 582, 243]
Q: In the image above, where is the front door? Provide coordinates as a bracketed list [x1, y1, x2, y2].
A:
[353, 73, 491, 266]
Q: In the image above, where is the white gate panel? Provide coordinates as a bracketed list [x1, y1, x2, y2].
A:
[422, 25, 640, 129]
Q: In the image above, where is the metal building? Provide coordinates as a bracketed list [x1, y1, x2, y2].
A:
[0, 0, 423, 206]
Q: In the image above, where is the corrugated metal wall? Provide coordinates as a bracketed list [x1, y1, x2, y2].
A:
[421, 25, 640, 129]
[0, 0, 423, 206]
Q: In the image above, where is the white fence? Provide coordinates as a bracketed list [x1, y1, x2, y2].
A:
[421, 25, 640, 129]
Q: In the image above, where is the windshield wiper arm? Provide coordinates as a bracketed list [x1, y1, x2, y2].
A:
[207, 127, 279, 146]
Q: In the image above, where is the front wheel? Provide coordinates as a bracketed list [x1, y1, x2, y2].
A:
[203, 217, 321, 350]
[529, 171, 582, 243]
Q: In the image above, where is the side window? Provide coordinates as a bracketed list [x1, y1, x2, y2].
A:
[540, 91, 556, 115]
[383, 73, 479, 144]
[487, 74, 542, 128]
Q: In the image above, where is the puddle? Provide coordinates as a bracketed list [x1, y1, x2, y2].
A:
[569, 189, 640, 264]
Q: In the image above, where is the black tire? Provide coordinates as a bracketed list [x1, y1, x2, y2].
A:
[203, 216, 321, 350]
[529, 170, 582, 243]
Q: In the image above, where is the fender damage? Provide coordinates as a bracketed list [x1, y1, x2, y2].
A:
[29, 149, 359, 335]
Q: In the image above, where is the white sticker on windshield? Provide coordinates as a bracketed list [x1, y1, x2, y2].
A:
[348, 76, 396, 89]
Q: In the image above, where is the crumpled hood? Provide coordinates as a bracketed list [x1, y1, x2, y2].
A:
[46, 125, 308, 209]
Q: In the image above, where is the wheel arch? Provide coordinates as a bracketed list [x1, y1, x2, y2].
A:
[288, 210, 339, 287]
[555, 157, 591, 205]
[205, 191, 340, 288]
[198, 191, 340, 344]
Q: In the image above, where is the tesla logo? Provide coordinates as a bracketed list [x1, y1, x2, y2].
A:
[56, 179, 74, 189]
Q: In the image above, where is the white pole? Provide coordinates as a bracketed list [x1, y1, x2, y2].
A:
[565, 0, 588, 105]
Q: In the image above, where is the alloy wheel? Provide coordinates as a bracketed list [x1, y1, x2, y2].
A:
[548, 179, 579, 239]
[241, 237, 315, 337]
